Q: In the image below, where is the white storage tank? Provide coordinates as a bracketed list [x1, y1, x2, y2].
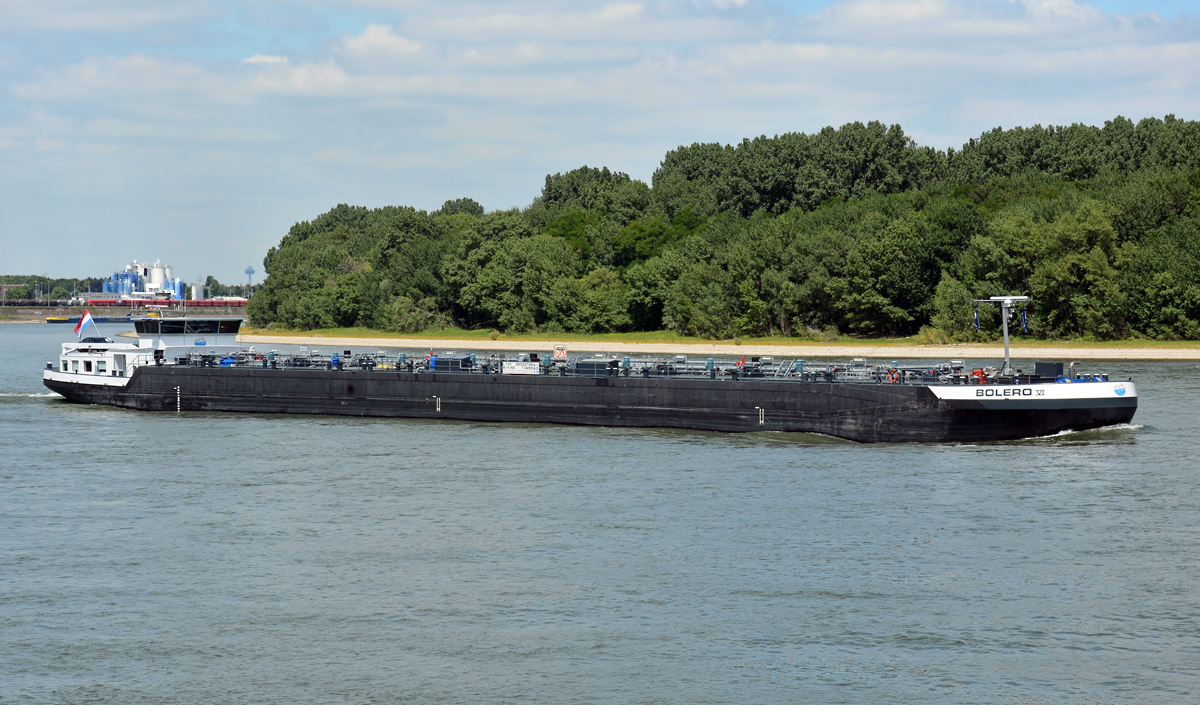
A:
[149, 260, 166, 289]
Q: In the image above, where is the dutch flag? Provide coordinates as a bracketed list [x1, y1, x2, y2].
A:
[73, 310, 96, 340]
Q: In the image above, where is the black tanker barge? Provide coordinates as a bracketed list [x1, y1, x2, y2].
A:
[42, 300, 1138, 444]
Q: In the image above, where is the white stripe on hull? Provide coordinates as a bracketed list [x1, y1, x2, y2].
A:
[929, 381, 1136, 402]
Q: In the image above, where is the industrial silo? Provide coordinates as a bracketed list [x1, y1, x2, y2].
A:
[149, 261, 167, 290]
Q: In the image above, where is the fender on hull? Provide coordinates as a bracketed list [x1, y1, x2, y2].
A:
[43, 367, 1137, 444]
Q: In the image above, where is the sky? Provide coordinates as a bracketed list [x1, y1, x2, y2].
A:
[2, 0, 1199, 284]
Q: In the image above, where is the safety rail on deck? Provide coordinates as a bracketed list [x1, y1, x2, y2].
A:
[163, 350, 1112, 386]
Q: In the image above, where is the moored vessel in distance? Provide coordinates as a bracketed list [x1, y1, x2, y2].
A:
[41, 302, 1138, 443]
[46, 315, 135, 323]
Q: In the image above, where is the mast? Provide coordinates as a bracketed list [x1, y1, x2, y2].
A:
[1001, 298, 1012, 374]
[974, 296, 1029, 376]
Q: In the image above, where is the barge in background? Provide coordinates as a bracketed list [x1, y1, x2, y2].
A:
[41, 300, 1138, 444]
[46, 315, 134, 323]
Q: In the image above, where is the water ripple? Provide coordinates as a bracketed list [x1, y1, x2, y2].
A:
[2, 324, 1198, 704]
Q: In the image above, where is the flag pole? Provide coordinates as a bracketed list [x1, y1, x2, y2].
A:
[75, 309, 103, 341]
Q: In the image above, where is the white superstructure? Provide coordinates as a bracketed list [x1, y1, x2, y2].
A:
[42, 318, 242, 390]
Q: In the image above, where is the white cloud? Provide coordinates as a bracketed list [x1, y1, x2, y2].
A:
[3, 0, 1200, 281]
[243, 60, 352, 95]
[13, 56, 219, 106]
[0, 0, 212, 32]
[341, 24, 422, 59]
[399, 0, 762, 43]
[595, 2, 645, 23]
[243, 55, 290, 65]
[12, 2, 1200, 140]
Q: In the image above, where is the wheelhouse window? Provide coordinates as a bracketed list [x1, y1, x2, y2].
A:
[61, 360, 68, 372]
[72, 360, 79, 372]
[97, 361, 107, 373]
[84, 361, 92, 372]
[186, 320, 219, 334]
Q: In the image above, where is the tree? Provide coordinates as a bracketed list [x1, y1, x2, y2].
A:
[248, 115, 1200, 341]
[526, 166, 653, 227]
[931, 273, 977, 338]
[436, 197, 484, 217]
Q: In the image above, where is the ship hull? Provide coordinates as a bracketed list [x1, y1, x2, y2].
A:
[43, 367, 1138, 443]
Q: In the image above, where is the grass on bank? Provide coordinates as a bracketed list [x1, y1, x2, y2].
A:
[238, 325, 1200, 349]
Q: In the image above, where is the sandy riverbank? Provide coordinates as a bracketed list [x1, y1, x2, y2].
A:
[237, 334, 1200, 360]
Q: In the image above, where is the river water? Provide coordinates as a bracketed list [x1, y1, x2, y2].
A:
[2, 323, 1197, 703]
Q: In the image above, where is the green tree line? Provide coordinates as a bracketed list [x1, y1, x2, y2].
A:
[0, 275, 105, 301]
[204, 276, 256, 298]
[248, 115, 1200, 340]
[0, 275, 255, 301]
